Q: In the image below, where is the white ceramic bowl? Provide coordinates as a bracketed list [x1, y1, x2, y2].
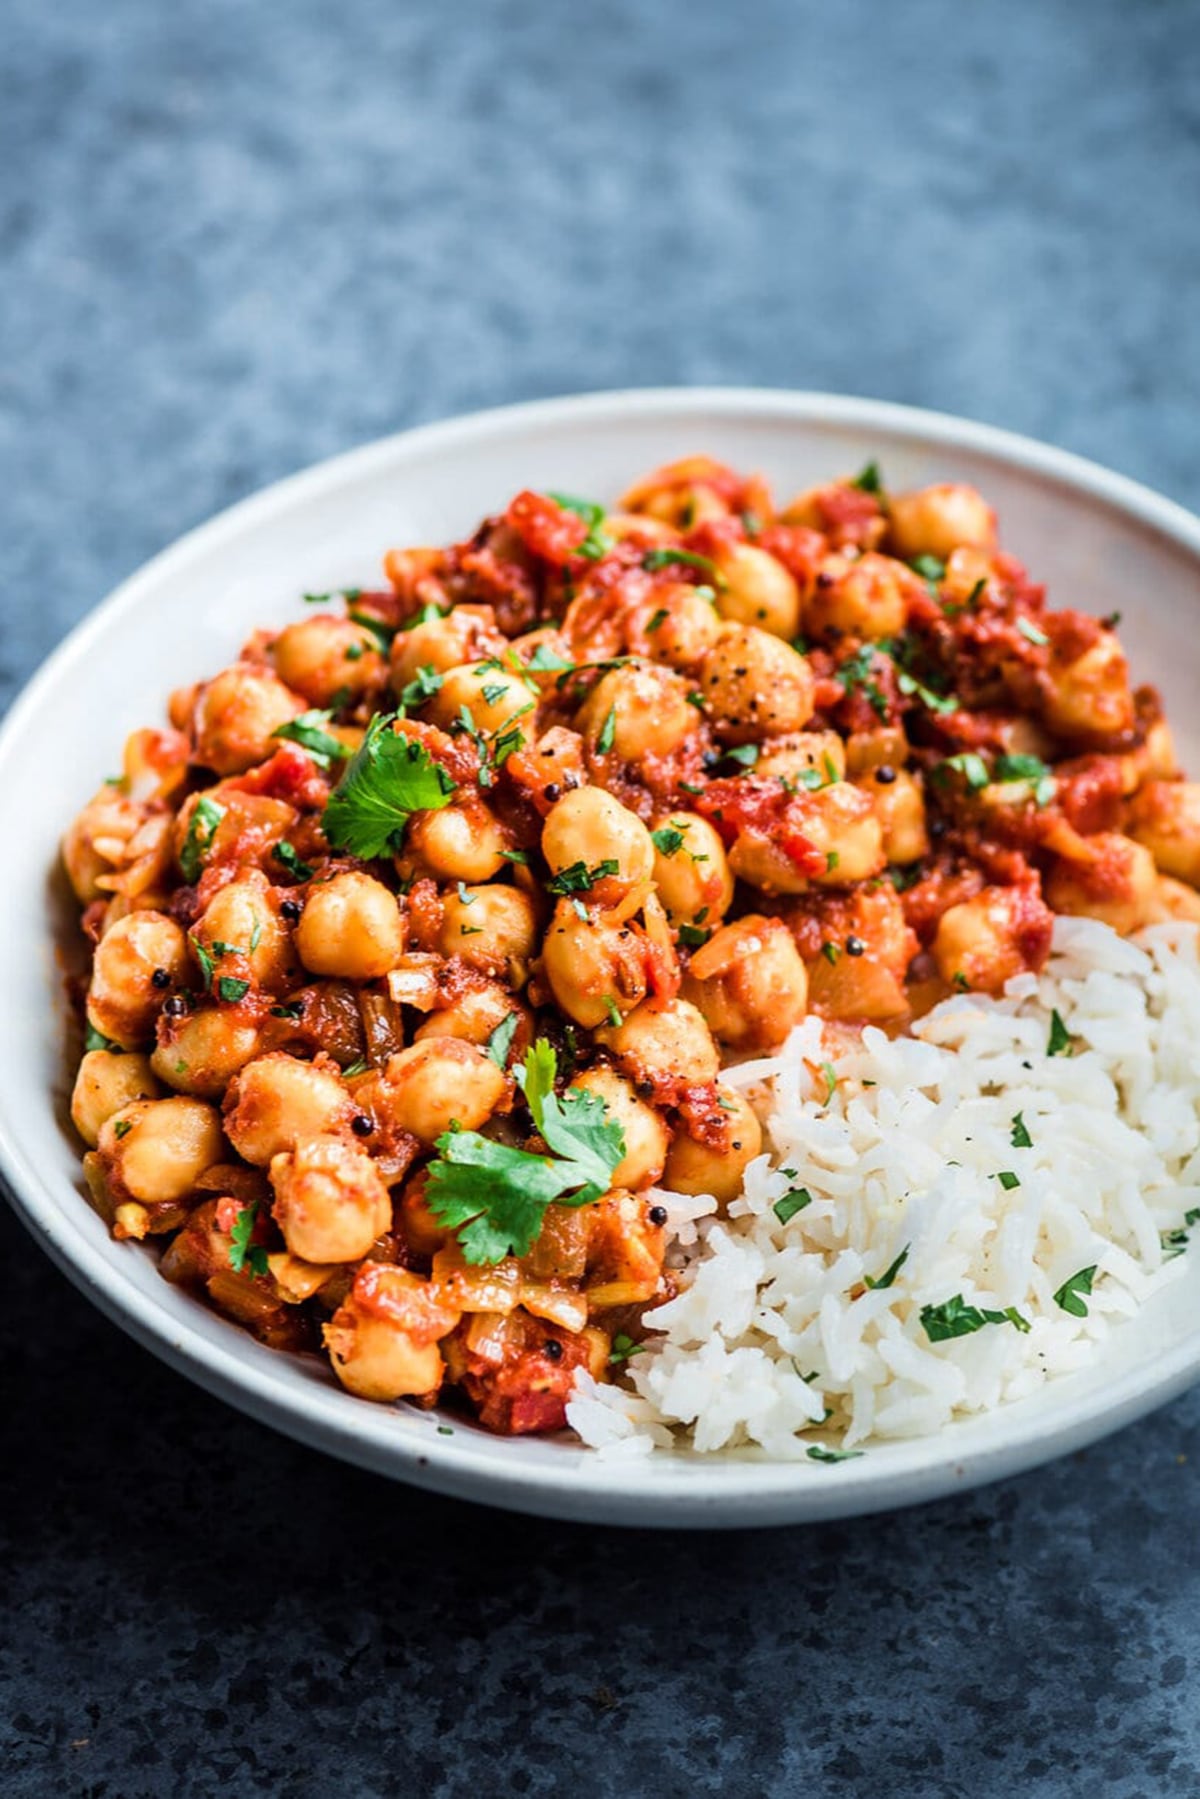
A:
[4, 389, 1200, 1528]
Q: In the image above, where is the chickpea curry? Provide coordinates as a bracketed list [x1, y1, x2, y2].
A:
[64, 455, 1200, 1434]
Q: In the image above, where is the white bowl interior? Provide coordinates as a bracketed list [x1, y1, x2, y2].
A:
[3, 388, 1200, 1526]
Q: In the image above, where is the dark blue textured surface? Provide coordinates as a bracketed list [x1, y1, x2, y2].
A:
[3, 2, 1200, 1793]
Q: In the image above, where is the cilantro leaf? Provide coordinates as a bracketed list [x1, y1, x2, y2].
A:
[228, 1200, 270, 1278]
[851, 461, 884, 495]
[545, 858, 619, 897]
[1047, 1010, 1074, 1057]
[773, 1188, 812, 1226]
[806, 1445, 863, 1464]
[180, 795, 226, 883]
[398, 664, 445, 712]
[921, 1295, 1030, 1341]
[484, 1012, 519, 1068]
[1010, 1112, 1033, 1149]
[1053, 1265, 1097, 1317]
[549, 491, 613, 560]
[642, 547, 725, 586]
[321, 713, 455, 858]
[940, 752, 990, 792]
[85, 1023, 122, 1054]
[864, 1245, 909, 1290]
[273, 839, 314, 882]
[608, 1332, 645, 1366]
[271, 710, 351, 770]
[425, 1041, 626, 1264]
[651, 827, 686, 857]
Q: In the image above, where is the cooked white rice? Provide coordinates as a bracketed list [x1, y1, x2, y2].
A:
[567, 917, 1200, 1460]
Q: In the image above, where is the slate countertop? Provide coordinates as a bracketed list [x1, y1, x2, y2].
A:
[3, 2, 1200, 1793]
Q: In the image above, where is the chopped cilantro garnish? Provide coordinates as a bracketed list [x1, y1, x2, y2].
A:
[347, 608, 396, 651]
[228, 1200, 270, 1278]
[820, 1061, 838, 1102]
[484, 1012, 519, 1069]
[641, 547, 725, 586]
[272, 709, 352, 770]
[1053, 1265, 1097, 1317]
[677, 922, 711, 949]
[994, 752, 1055, 807]
[1047, 1010, 1074, 1057]
[864, 1245, 909, 1291]
[179, 795, 226, 884]
[273, 840, 315, 882]
[721, 742, 760, 769]
[546, 858, 620, 897]
[821, 942, 840, 966]
[1010, 1112, 1033, 1149]
[773, 1188, 813, 1226]
[84, 1024, 122, 1054]
[608, 1333, 645, 1366]
[548, 491, 613, 560]
[651, 827, 686, 857]
[996, 1170, 1021, 1191]
[425, 1041, 626, 1264]
[851, 461, 884, 495]
[398, 664, 445, 712]
[191, 937, 215, 990]
[921, 1295, 1030, 1341]
[216, 975, 251, 1004]
[321, 713, 455, 858]
[602, 995, 622, 1027]
[1017, 617, 1049, 647]
[940, 752, 990, 792]
[835, 645, 888, 719]
[597, 706, 617, 755]
[806, 1444, 863, 1464]
[112, 1119, 132, 1140]
[909, 554, 946, 589]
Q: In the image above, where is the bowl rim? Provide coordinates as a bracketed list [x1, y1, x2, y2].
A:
[5, 384, 1200, 1529]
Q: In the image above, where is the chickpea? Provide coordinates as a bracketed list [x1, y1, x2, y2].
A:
[649, 812, 733, 926]
[62, 787, 146, 904]
[295, 871, 406, 981]
[366, 1040, 505, 1144]
[569, 1066, 668, 1190]
[71, 1051, 160, 1148]
[699, 624, 815, 744]
[684, 916, 809, 1049]
[805, 551, 910, 641]
[195, 873, 291, 988]
[324, 1266, 459, 1402]
[270, 1135, 392, 1264]
[389, 605, 503, 691]
[192, 664, 303, 775]
[575, 662, 698, 762]
[223, 1052, 353, 1164]
[414, 984, 526, 1059]
[756, 731, 847, 786]
[438, 884, 538, 982]
[1154, 876, 1200, 924]
[543, 787, 655, 896]
[99, 1096, 223, 1203]
[541, 899, 649, 1029]
[1045, 834, 1160, 935]
[428, 661, 535, 737]
[1129, 780, 1200, 886]
[856, 767, 929, 865]
[714, 542, 801, 639]
[843, 726, 909, 776]
[664, 1089, 762, 1204]
[1042, 632, 1135, 741]
[595, 995, 720, 1086]
[932, 886, 1049, 994]
[86, 910, 189, 1049]
[272, 616, 383, 706]
[403, 797, 508, 883]
[151, 1008, 262, 1099]
[728, 784, 884, 893]
[626, 583, 722, 669]
[886, 483, 997, 562]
